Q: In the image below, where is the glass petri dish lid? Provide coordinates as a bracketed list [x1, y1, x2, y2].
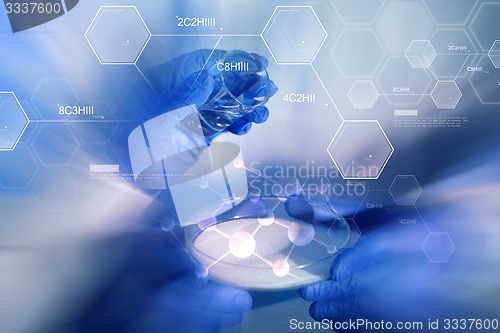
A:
[185, 195, 350, 290]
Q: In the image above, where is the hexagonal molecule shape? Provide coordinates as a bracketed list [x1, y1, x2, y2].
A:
[377, 56, 433, 105]
[405, 40, 436, 69]
[430, 81, 462, 110]
[0, 92, 29, 151]
[31, 78, 79, 120]
[328, 121, 393, 179]
[331, 29, 385, 78]
[340, 218, 361, 248]
[31, 169, 78, 212]
[261, 6, 327, 64]
[389, 175, 422, 205]
[375, 1, 434, 54]
[331, 0, 384, 25]
[85, 6, 151, 64]
[348, 81, 379, 109]
[32, 124, 79, 166]
[423, 0, 477, 25]
[422, 233, 455, 263]
[470, 3, 500, 52]
[301, 175, 332, 205]
[430, 29, 476, 79]
[488, 41, 500, 69]
[469, 56, 500, 105]
[0, 146, 38, 189]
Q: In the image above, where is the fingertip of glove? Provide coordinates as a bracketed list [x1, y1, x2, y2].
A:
[230, 290, 253, 312]
[247, 107, 269, 124]
[228, 120, 252, 135]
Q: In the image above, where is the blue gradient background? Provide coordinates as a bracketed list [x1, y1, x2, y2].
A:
[1, 1, 500, 332]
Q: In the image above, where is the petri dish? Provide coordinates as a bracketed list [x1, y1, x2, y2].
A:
[185, 195, 350, 290]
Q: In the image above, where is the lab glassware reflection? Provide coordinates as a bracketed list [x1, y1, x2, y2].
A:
[197, 50, 272, 137]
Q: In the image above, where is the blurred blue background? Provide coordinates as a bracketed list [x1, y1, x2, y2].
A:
[1, 1, 500, 332]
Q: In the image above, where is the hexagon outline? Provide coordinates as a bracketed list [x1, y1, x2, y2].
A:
[0, 146, 39, 190]
[374, 1, 435, 54]
[85, 6, 152, 65]
[405, 40, 437, 69]
[430, 81, 462, 110]
[422, 0, 478, 26]
[468, 55, 500, 105]
[487, 40, 500, 68]
[260, 6, 328, 65]
[330, 28, 386, 78]
[31, 123, 79, 167]
[0, 92, 30, 151]
[376, 56, 435, 106]
[469, 2, 500, 52]
[389, 175, 423, 205]
[330, 0, 385, 26]
[327, 120, 394, 180]
[31, 78, 80, 115]
[300, 174, 333, 204]
[31, 169, 79, 213]
[310, 65, 345, 121]
[428, 29, 478, 80]
[343, 217, 361, 248]
[347, 80, 380, 109]
[422, 232, 456, 263]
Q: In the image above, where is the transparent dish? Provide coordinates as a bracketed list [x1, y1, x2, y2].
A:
[185, 195, 350, 290]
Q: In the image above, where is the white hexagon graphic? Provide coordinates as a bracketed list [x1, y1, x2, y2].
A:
[405, 40, 437, 69]
[422, 233, 455, 263]
[430, 29, 476, 79]
[0, 92, 29, 151]
[85, 6, 151, 64]
[470, 3, 500, 52]
[327, 121, 393, 180]
[389, 175, 422, 205]
[331, 29, 385, 78]
[331, 0, 384, 25]
[0, 146, 38, 189]
[32, 124, 79, 166]
[375, 1, 434, 54]
[423, 0, 477, 25]
[31, 78, 79, 120]
[301, 175, 332, 205]
[261, 6, 327, 64]
[31, 169, 78, 212]
[348, 81, 379, 109]
[488, 40, 500, 69]
[430, 81, 462, 110]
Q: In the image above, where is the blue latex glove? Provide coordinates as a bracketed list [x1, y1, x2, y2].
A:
[60, 227, 252, 333]
[290, 201, 475, 333]
[145, 49, 278, 139]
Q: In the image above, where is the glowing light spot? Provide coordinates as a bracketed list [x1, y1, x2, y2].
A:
[327, 244, 338, 254]
[196, 266, 209, 278]
[288, 223, 315, 246]
[198, 179, 209, 189]
[160, 217, 175, 232]
[258, 211, 275, 226]
[229, 232, 256, 258]
[272, 259, 290, 277]
[233, 159, 244, 169]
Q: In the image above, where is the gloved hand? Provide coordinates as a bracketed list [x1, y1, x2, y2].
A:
[61, 226, 252, 333]
[145, 49, 278, 139]
[291, 201, 462, 333]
